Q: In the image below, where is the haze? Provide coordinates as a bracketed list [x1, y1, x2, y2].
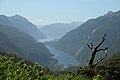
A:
[0, 0, 120, 25]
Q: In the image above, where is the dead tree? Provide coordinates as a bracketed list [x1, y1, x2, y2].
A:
[87, 33, 108, 68]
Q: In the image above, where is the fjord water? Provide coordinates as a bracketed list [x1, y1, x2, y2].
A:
[46, 45, 80, 68]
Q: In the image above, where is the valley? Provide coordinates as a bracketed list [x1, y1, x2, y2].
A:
[49, 10, 120, 66]
[0, 1, 120, 79]
[46, 45, 80, 68]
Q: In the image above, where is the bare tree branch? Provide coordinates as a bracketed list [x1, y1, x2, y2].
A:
[87, 33, 108, 68]
[102, 33, 106, 39]
[90, 43, 93, 49]
[96, 47, 109, 52]
[87, 43, 93, 50]
[95, 33, 106, 50]
[87, 44, 92, 50]
[94, 53, 107, 66]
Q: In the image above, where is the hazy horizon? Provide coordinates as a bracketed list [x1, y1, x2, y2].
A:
[0, 0, 120, 25]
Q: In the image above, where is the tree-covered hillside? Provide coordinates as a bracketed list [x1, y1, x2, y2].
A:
[50, 10, 120, 66]
[0, 15, 46, 41]
[0, 51, 119, 80]
[0, 24, 55, 66]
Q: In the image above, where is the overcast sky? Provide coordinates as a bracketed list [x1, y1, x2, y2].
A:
[0, 0, 120, 25]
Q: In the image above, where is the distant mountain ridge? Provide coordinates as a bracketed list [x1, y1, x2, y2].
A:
[50, 10, 120, 66]
[0, 15, 46, 41]
[39, 22, 83, 39]
[0, 24, 55, 66]
[0, 15, 58, 66]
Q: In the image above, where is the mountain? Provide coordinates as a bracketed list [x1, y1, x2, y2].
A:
[0, 31, 22, 53]
[36, 25, 45, 28]
[50, 10, 120, 66]
[0, 23, 55, 66]
[0, 15, 46, 41]
[39, 22, 83, 39]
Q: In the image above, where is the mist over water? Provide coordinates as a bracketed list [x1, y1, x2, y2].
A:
[46, 45, 80, 68]
[38, 38, 55, 43]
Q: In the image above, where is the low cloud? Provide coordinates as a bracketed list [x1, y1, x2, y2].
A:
[37, 19, 44, 23]
[35, 19, 45, 25]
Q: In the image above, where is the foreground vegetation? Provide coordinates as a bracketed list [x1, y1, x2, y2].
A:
[0, 52, 120, 80]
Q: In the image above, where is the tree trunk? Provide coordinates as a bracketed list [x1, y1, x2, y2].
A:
[89, 52, 96, 67]
[87, 33, 108, 68]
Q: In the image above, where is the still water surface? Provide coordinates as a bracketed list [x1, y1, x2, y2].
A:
[46, 46, 80, 68]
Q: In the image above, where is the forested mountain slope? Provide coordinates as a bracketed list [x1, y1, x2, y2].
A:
[0, 15, 46, 41]
[51, 10, 120, 66]
[0, 24, 54, 66]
